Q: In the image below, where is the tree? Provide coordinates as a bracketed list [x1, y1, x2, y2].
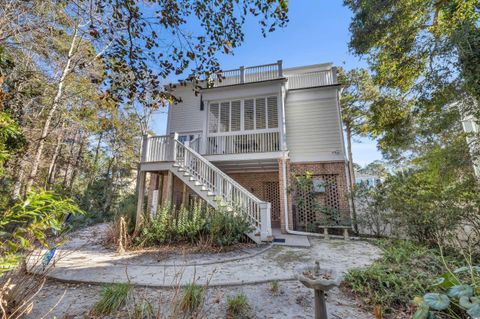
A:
[338, 67, 379, 232]
[344, 0, 479, 149]
[0, 0, 289, 198]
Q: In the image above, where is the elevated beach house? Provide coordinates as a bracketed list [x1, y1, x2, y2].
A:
[137, 61, 351, 243]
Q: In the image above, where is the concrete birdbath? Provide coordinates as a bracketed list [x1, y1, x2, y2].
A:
[296, 261, 341, 319]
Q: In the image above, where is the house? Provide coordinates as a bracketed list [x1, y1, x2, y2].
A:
[136, 61, 351, 243]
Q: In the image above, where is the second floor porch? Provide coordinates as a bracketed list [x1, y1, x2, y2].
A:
[141, 130, 285, 165]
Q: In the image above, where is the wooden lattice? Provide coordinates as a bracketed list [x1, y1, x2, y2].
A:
[293, 174, 340, 231]
[263, 181, 280, 227]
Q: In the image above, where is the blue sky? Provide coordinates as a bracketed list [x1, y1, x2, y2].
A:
[150, 0, 382, 166]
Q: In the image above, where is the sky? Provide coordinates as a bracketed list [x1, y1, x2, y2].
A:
[150, 0, 382, 166]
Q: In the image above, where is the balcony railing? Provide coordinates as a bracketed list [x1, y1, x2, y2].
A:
[209, 61, 283, 87]
[287, 69, 337, 89]
[206, 131, 280, 155]
[142, 135, 174, 162]
[141, 131, 282, 163]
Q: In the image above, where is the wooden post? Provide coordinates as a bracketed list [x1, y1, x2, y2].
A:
[164, 171, 174, 205]
[277, 60, 283, 77]
[181, 183, 188, 207]
[134, 171, 146, 236]
[260, 202, 272, 241]
[240, 66, 245, 83]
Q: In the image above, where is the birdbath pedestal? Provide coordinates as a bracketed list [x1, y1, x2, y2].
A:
[296, 261, 341, 319]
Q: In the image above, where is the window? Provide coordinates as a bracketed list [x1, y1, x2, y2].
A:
[209, 96, 278, 133]
[244, 99, 254, 130]
[267, 96, 278, 128]
[231, 100, 241, 131]
[208, 103, 219, 133]
[219, 102, 230, 132]
[255, 98, 266, 129]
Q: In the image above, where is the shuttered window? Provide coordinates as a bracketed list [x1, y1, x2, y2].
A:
[267, 96, 278, 128]
[209, 103, 219, 133]
[209, 96, 278, 133]
[219, 102, 230, 132]
[244, 99, 254, 130]
[231, 100, 241, 131]
[255, 98, 266, 129]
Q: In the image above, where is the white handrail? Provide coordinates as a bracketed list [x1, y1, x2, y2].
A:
[173, 139, 267, 228]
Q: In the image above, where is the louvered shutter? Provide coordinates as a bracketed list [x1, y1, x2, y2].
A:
[267, 96, 278, 128]
[231, 100, 241, 131]
[244, 99, 254, 130]
[219, 101, 230, 132]
[255, 98, 266, 129]
[209, 103, 219, 133]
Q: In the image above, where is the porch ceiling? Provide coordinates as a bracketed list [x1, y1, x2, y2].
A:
[212, 159, 279, 173]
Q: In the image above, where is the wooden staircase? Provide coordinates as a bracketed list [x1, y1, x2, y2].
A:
[162, 138, 272, 244]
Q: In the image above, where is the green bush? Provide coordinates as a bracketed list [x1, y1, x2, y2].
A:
[138, 202, 253, 248]
[344, 239, 460, 315]
[205, 208, 253, 247]
[0, 190, 83, 275]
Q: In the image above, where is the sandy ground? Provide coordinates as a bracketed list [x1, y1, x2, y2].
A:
[23, 223, 380, 318]
[28, 224, 381, 287]
[27, 280, 372, 319]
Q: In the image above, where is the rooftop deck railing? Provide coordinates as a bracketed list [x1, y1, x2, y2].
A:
[286, 69, 337, 89]
[210, 60, 283, 87]
[207, 61, 337, 89]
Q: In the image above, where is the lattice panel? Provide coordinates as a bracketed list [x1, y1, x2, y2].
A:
[263, 181, 281, 227]
[293, 174, 340, 230]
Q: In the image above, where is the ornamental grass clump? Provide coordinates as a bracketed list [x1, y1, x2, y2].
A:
[91, 283, 132, 316]
[227, 292, 250, 317]
[180, 282, 205, 313]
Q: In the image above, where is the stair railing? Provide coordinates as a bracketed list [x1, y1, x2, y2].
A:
[172, 137, 272, 240]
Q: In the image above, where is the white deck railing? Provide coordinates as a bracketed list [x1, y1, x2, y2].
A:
[206, 131, 280, 155]
[142, 135, 174, 162]
[174, 140, 270, 231]
[210, 61, 283, 87]
[287, 69, 336, 89]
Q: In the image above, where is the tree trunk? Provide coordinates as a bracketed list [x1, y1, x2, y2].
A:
[88, 131, 103, 187]
[63, 129, 79, 188]
[46, 123, 66, 188]
[346, 126, 359, 233]
[68, 132, 86, 192]
[25, 26, 79, 194]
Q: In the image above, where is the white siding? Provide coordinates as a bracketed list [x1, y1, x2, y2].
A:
[285, 87, 345, 162]
[167, 85, 204, 134]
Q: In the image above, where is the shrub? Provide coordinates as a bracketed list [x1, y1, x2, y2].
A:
[227, 292, 249, 316]
[205, 208, 253, 247]
[138, 203, 253, 248]
[344, 239, 459, 315]
[180, 282, 205, 313]
[0, 190, 83, 276]
[91, 283, 131, 316]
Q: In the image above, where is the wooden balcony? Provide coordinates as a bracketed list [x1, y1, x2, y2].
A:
[141, 131, 282, 164]
[206, 131, 280, 155]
